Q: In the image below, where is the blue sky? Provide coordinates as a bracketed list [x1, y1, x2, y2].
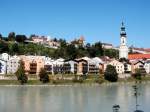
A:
[0, 0, 150, 47]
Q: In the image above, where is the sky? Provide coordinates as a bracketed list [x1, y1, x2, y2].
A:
[0, 0, 150, 47]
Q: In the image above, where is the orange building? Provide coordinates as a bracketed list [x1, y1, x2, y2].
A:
[20, 56, 45, 75]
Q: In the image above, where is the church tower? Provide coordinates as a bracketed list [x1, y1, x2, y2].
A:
[119, 22, 128, 59]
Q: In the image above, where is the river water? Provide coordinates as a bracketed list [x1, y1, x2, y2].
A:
[0, 83, 149, 112]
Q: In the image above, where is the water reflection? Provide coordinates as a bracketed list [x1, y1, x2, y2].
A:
[0, 84, 149, 112]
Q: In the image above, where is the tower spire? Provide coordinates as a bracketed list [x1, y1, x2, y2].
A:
[120, 22, 126, 37]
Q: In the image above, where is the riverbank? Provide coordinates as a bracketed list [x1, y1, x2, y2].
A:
[1, 76, 150, 86]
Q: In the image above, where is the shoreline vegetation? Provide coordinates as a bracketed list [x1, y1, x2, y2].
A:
[1, 74, 150, 86]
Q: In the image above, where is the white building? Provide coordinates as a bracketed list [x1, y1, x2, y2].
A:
[0, 53, 21, 75]
[64, 60, 78, 74]
[109, 59, 124, 74]
[44, 57, 54, 74]
[7, 55, 20, 74]
[102, 43, 113, 49]
[144, 60, 150, 74]
[53, 58, 64, 66]
[0, 53, 10, 61]
[0, 59, 7, 75]
[119, 22, 128, 59]
[81, 57, 104, 74]
[0, 53, 10, 75]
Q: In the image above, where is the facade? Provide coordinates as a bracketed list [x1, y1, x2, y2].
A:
[109, 60, 124, 74]
[80, 57, 102, 74]
[75, 59, 88, 75]
[119, 22, 128, 59]
[47, 40, 60, 49]
[52, 58, 64, 74]
[88, 57, 104, 74]
[0, 53, 10, 75]
[44, 57, 54, 74]
[20, 55, 45, 75]
[32, 36, 47, 44]
[131, 47, 150, 54]
[71, 36, 85, 47]
[64, 60, 77, 74]
[131, 61, 145, 73]
[0, 59, 7, 75]
[102, 43, 113, 49]
[0, 53, 21, 75]
[31, 36, 60, 49]
[144, 60, 150, 74]
[7, 56, 20, 74]
[0, 53, 10, 61]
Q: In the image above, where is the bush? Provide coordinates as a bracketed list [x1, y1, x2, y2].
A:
[95, 76, 104, 84]
[104, 65, 118, 82]
[132, 68, 146, 80]
[39, 68, 49, 83]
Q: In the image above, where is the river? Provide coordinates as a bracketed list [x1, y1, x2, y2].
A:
[0, 83, 149, 112]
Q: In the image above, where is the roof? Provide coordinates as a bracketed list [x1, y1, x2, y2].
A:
[132, 60, 145, 65]
[92, 57, 104, 64]
[75, 59, 88, 63]
[128, 54, 150, 60]
[133, 47, 150, 52]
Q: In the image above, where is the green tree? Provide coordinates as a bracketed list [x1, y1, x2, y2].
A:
[104, 49, 119, 59]
[9, 43, 19, 55]
[16, 61, 28, 84]
[104, 65, 118, 82]
[0, 41, 9, 53]
[66, 44, 77, 59]
[94, 42, 104, 56]
[39, 68, 49, 83]
[8, 32, 15, 41]
[15, 35, 27, 43]
[76, 46, 87, 58]
[12, 43, 19, 53]
[0, 34, 2, 40]
[53, 38, 58, 42]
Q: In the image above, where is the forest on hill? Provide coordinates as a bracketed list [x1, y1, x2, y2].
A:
[0, 32, 119, 59]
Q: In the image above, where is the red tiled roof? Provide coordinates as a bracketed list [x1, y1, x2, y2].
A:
[128, 54, 150, 60]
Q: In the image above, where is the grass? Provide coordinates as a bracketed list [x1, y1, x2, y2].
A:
[1, 74, 150, 85]
[0, 80, 20, 85]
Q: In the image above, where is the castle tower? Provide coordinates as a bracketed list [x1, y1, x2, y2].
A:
[119, 22, 128, 59]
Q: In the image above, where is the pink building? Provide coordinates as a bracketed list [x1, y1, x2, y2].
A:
[32, 36, 47, 43]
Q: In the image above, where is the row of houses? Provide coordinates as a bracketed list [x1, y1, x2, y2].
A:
[0, 53, 103, 75]
[1, 53, 150, 78]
